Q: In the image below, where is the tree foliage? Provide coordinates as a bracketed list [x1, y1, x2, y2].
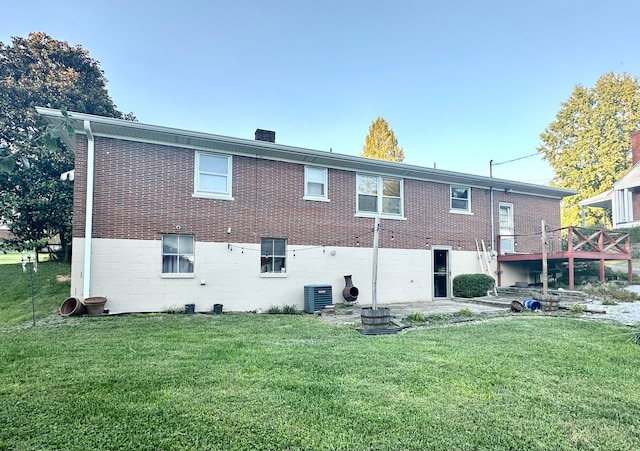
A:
[0, 32, 127, 256]
[361, 117, 405, 162]
[538, 72, 640, 227]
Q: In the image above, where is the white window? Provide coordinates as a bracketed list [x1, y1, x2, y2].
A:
[194, 152, 232, 199]
[357, 174, 403, 217]
[304, 166, 328, 200]
[499, 203, 515, 253]
[451, 186, 471, 213]
[162, 234, 194, 274]
[261, 238, 286, 273]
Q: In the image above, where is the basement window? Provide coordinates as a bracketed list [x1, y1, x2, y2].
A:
[162, 234, 194, 276]
[261, 238, 286, 275]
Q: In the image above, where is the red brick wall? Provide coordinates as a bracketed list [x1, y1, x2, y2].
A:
[72, 136, 561, 253]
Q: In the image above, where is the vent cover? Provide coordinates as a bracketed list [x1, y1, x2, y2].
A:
[304, 284, 333, 313]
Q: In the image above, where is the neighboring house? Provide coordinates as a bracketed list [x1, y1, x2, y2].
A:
[38, 107, 576, 314]
[0, 221, 13, 242]
[580, 130, 640, 228]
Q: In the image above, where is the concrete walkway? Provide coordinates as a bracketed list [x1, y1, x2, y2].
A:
[365, 298, 511, 318]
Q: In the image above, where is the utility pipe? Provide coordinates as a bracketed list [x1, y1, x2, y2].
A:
[83, 120, 94, 299]
[489, 159, 495, 255]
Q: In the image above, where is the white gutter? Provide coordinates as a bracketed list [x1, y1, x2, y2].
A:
[83, 120, 94, 299]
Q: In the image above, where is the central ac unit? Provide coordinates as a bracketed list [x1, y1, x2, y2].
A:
[303, 284, 333, 313]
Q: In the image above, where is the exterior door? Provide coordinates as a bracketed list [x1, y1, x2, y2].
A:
[433, 247, 451, 298]
[499, 203, 514, 254]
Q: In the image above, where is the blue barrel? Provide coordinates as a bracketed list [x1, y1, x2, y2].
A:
[523, 299, 541, 310]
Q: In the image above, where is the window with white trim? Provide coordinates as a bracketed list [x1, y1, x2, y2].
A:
[261, 238, 286, 273]
[194, 152, 232, 198]
[450, 186, 471, 213]
[357, 174, 403, 216]
[304, 166, 328, 200]
[162, 234, 194, 274]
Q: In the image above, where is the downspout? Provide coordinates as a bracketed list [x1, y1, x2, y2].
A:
[490, 187, 495, 254]
[83, 120, 94, 299]
[489, 160, 495, 255]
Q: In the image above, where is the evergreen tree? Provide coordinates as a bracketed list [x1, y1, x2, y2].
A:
[361, 117, 405, 162]
[538, 72, 640, 227]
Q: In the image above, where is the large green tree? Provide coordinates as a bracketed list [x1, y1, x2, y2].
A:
[0, 32, 127, 258]
[361, 117, 405, 162]
[538, 72, 640, 227]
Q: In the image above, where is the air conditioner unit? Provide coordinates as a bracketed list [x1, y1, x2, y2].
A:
[303, 284, 333, 313]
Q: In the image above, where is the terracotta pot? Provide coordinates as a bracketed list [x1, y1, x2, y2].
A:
[60, 297, 86, 317]
[83, 296, 107, 316]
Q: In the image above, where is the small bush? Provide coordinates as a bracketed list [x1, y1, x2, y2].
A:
[407, 311, 425, 322]
[452, 274, 495, 298]
[267, 306, 281, 314]
[458, 307, 474, 316]
[569, 304, 585, 313]
[282, 304, 299, 314]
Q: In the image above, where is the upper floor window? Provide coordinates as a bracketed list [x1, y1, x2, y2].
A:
[450, 186, 471, 213]
[261, 238, 286, 273]
[194, 151, 232, 199]
[304, 166, 328, 200]
[162, 234, 194, 274]
[357, 174, 403, 217]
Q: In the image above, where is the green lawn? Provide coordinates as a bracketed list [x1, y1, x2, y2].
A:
[1, 263, 640, 450]
[0, 252, 23, 265]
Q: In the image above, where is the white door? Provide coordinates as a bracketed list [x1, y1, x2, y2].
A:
[499, 203, 514, 254]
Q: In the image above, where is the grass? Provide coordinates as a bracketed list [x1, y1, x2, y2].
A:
[0, 252, 51, 265]
[0, 252, 23, 265]
[0, 261, 71, 327]
[1, 263, 640, 450]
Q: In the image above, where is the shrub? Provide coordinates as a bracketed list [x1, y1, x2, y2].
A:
[267, 306, 281, 314]
[458, 307, 474, 316]
[569, 304, 584, 313]
[452, 274, 495, 298]
[282, 304, 299, 315]
[407, 311, 425, 323]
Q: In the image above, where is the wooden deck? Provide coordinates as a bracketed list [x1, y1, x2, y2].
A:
[497, 227, 632, 289]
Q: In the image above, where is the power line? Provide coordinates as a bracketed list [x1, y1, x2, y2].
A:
[492, 152, 539, 166]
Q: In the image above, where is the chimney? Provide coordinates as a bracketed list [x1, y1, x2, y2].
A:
[255, 129, 276, 143]
[632, 130, 640, 165]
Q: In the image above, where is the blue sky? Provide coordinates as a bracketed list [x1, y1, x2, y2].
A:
[4, 1, 640, 184]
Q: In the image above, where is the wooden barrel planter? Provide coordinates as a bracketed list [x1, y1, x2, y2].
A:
[83, 296, 107, 316]
[361, 307, 391, 329]
[60, 297, 86, 317]
[535, 295, 560, 311]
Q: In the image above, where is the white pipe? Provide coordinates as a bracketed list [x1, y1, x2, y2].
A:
[83, 120, 94, 299]
[490, 187, 495, 254]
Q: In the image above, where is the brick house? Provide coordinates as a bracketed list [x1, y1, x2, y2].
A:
[38, 107, 575, 314]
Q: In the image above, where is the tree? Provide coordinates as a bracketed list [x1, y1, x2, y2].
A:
[0, 32, 128, 258]
[361, 117, 405, 162]
[538, 72, 640, 227]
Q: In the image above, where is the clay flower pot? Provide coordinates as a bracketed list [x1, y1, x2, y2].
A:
[83, 296, 107, 316]
[60, 297, 87, 317]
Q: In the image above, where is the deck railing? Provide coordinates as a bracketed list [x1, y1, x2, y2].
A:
[498, 226, 630, 257]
